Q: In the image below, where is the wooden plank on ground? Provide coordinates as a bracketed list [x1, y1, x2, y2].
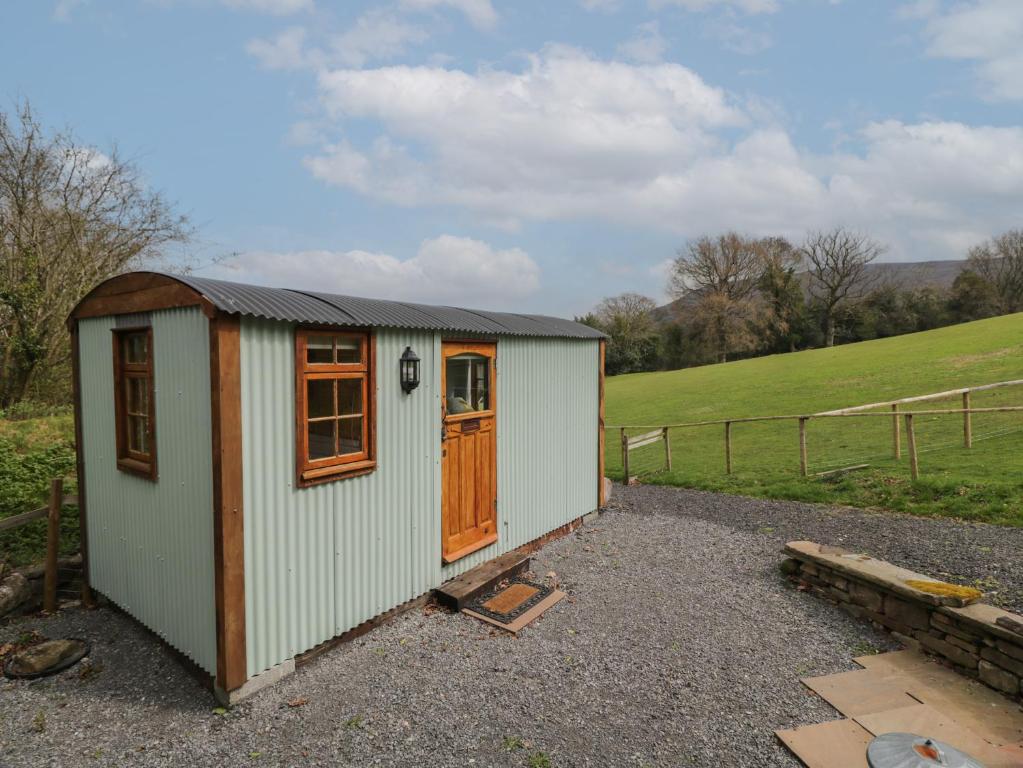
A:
[854, 704, 1021, 768]
[434, 551, 529, 610]
[775, 719, 872, 768]
[801, 668, 920, 717]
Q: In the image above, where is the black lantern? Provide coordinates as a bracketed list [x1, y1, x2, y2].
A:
[400, 346, 420, 394]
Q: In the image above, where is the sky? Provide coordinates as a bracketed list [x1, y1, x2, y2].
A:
[3, 0, 1022, 315]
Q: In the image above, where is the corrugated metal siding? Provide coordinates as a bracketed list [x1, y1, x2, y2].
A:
[78, 308, 217, 674]
[240, 321, 599, 676]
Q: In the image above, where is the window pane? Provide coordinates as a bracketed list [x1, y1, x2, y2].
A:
[307, 336, 333, 364]
[126, 376, 148, 415]
[308, 419, 335, 460]
[445, 354, 489, 413]
[338, 417, 363, 455]
[123, 332, 148, 364]
[338, 378, 362, 415]
[336, 336, 361, 364]
[307, 379, 334, 418]
[128, 415, 148, 454]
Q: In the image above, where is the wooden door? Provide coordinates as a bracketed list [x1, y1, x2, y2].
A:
[441, 341, 497, 564]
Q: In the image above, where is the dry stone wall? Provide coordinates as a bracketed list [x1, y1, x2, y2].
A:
[782, 541, 1023, 701]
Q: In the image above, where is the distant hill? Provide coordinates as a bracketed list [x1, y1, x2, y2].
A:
[652, 259, 967, 323]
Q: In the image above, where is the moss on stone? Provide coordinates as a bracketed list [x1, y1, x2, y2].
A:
[905, 579, 982, 601]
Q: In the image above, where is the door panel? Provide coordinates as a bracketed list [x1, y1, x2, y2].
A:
[441, 342, 497, 564]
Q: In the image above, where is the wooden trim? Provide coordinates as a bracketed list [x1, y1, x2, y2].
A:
[294, 327, 377, 488]
[112, 327, 158, 481]
[441, 532, 498, 565]
[597, 339, 606, 507]
[70, 323, 95, 606]
[210, 313, 247, 692]
[70, 273, 215, 325]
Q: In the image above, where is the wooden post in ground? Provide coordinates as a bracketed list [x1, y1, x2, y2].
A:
[962, 391, 972, 448]
[905, 414, 919, 480]
[663, 427, 672, 472]
[44, 478, 62, 613]
[621, 428, 630, 486]
[724, 421, 733, 474]
[891, 403, 901, 460]
[799, 418, 808, 477]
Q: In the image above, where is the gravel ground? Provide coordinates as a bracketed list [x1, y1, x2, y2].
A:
[3, 493, 920, 768]
[617, 483, 1023, 613]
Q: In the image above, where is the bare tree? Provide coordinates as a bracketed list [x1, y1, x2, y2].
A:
[668, 232, 763, 302]
[801, 228, 885, 347]
[0, 101, 192, 407]
[586, 293, 661, 374]
[966, 230, 1023, 313]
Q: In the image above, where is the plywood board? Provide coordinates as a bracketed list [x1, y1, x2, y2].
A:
[853, 650, 1023, 748]
[464, 590, 566, 634]
[775, 719, 872, 768]
[801, 668, 920, 717]
[854, 703, 1022, 768]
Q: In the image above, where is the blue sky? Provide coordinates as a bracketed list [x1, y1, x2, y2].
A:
[3, 0, 1022, 315]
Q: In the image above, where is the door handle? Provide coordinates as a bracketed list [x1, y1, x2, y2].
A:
[441, 424, 447, 442]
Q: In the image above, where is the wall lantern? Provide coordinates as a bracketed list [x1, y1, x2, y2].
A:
[400, 346, 421, 394]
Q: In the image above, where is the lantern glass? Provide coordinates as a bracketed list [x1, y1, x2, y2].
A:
[400, 346, 420, 393]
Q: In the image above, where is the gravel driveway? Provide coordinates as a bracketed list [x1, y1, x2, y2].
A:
[618, 483, 1023, 613]
[6, 486, 977, 768]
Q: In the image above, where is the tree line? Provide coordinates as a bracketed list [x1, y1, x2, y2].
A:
[581, 227, 1023, 376]
[0, 102, 192, 409]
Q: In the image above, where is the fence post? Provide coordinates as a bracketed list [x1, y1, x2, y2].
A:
[963, 391, 972, 448]
[663, 427, 672, 472]
[799, 417, 808, 477]
[891, 403, 901, 460]
[905, 414, 919, 480]
[725, 421, 733, 475]
[44, 478, 62, 613]
[621, 428, 630, 486]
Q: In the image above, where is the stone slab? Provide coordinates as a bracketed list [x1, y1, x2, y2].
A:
[785, 541, 981, 607]
[944, 602, 1023, 647]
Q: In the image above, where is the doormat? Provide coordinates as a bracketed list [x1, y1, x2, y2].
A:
[463, 578, 566, 633]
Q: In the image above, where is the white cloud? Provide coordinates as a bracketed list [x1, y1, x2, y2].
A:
[333, 9, 430, 67]
[222, 0, 312, 14]
[214, 235, 540, 307]
[617, 21, 668, 63]
[247, 27, 322, 70]
[247, 10, 430, 71]
[301, 46, 1023, 261]
[579, 0, 622, 11]
[703, 19, 773, 54]
[912, 0, 1023, 101]
[52, 0, 85, 23]
[399, 0, 498, 30]
[651, 0, 780, 14]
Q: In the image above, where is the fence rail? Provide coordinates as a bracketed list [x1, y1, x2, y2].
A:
[0, 479, 75, 612]
[611, 378, 1023, 483]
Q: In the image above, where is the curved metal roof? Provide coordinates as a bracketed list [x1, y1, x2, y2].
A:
[170, 274, 605, 339]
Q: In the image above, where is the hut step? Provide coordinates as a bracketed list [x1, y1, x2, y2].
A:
[434, 552, 530, 611]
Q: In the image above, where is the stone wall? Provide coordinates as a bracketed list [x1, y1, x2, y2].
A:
[782, 541, 1023, 701]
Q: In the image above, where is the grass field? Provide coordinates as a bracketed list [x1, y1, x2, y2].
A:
[606, 313, 1023, 525]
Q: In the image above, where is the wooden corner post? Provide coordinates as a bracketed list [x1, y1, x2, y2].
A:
[43, 478, 62, 613]
[905, 413, 919, 480]
[210, 313, 247, 693]
[69, 322, 95, 608]
[798, 417, 808, 477]
[891, 403, 901, 460]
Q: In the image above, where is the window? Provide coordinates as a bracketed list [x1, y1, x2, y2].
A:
[296, 329, 375, 484]
[445, 354, 491, 415]
[113, 327, 157, 479]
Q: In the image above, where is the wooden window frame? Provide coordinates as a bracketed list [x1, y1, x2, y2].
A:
[441, 341, 497, 423]
[112, 326, 158, 480]
[295, 328, 377, 487]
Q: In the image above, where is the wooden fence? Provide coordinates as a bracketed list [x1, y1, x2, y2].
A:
[0, 479, 77, 613]
[615, 379, 1023, 483]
